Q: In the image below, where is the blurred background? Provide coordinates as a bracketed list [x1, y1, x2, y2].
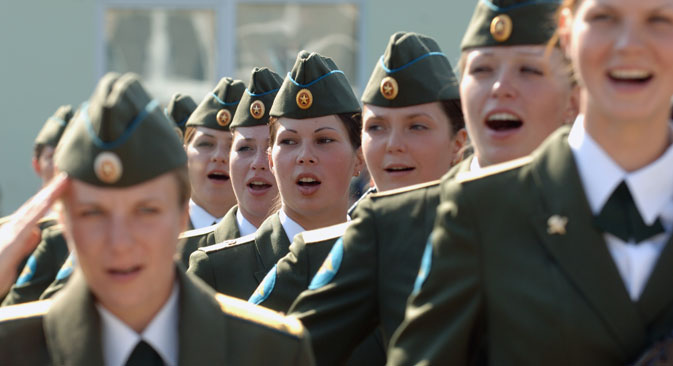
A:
[0, 0, 474, 215]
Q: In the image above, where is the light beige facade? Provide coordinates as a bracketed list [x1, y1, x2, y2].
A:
[0, 0, 473, 214]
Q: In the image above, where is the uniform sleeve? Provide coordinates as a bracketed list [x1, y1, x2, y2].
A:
[387, 179, 484, 366]
[187, 250, 217, 289]
[252, 236, 309, 312]
[2, 232, 62, 306]
[294, 328, 317, 366]
[289, 199, 380, 366]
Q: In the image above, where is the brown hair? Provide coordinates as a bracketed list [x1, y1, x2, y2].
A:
[172, 165, 191, 206]
[183, 126, 196, 145]
[268, 113, 363, 150]
[440, 99, 465, 135]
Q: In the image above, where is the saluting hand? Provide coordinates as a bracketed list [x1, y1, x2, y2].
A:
[0, 173, 69, 298]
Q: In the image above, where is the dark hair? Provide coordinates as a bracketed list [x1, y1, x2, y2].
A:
[269, 113, 362, 150]
[440, 99, 465, 135]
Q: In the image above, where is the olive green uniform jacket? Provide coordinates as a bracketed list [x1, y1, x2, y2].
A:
[188, 212, 289, 299]
[388, 127, 673, 365]
[252, 223, 388, 366]
[2, 226, 69, 306]
[0, 267, 315, 365]
[287, 160, 470, 366]
[178, 205, 240, 267]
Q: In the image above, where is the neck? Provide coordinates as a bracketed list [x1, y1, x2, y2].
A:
[583, 100, 671, 172]
[104, 269, 175, 333]
[283, 202, 348, 231]
[192, 195, 233, 218]
[239, 207, 266, 228]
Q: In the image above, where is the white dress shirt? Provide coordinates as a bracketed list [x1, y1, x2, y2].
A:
[278, 210, 307, 243]
[188, 199, 222, 229]
[236, 208, 258, 237]
[470, 155, 482, 172]
[97, 283, 179, 366]
[569, 116, 673, 300]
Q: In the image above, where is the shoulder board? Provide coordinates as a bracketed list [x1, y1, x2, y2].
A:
[301, 222, 350, 244]
[214, 293, 304, 337]
[456, 156, 533, 184]
[200, 233, 256, 253]
[371, 180, 440, 198]
[179, 223, 217, 239]
[0, 300, 52, 322]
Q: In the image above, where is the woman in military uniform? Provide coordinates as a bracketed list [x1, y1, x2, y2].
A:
[183, 77, 245, 230]
[287, 3, 578, 365]
[388, 0, 673, 364]
[0, 72, 314, 365]
[165, 92, 197, 139]
[187, 51, 364, 300]
[177, 67, 283, 266]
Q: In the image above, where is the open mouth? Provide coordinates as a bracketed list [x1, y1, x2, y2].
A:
[107, 265, 142, 278]
[607, 69, 653, 85]
[385, 166, 415, 173]
[485, 112, 523, 132]
[247, 179, 272, 191]
[208, 171, 230, 181]
[297, 176, 321, 187]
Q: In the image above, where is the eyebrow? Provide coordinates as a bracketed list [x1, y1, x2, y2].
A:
[405, 113, 433, 120]
[315, 127, 337, 133]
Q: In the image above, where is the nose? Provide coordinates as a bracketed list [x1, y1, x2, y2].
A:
[296, 143, 317, 165]
[107, 215, 133, 253]
[251, 149, 268, 171]
[386, 127, 407, 153]
[491, 68, 517, 100]
[211, 142, 230, 163]
[614, 19, 645, 53]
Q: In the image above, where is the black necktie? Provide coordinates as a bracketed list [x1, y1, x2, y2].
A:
[594, 181, 665, 243]
[125, 340, 164, 366]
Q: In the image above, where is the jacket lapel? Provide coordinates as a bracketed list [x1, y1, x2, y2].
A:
[43, 271, 105, 366]
[253, 213, 291, 282]
[214, 205, 241, 243]
[637, 233, 673, 328]
[528, 129, 647, 356]
[178, 270, 228, 364]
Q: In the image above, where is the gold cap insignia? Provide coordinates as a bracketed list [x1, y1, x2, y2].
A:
[380, 76, 399, 100]
[490, 14, 513, 43]
[216, 109, 231, 127]
[296, 89, 313, 110]
[94, 152, 123, 184]
[250, 100, 265, 120]
[547, 215, 568, 235]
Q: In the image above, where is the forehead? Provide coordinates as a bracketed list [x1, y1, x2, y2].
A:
[233, 125, 270, 141]
[66, 174, 176, 205]
[363, 102, 442, 120]
[275, 115, 344, 133]
[192, 126, 233, 140]
[465, 45, 547, 61]
[578, 0, 673, 11]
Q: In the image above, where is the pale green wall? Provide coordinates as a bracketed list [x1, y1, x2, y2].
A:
[0, 0, 474, 215]
[0, 0, 98, 215]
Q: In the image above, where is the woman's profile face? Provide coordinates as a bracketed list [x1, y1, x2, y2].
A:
[460, 45, 575, 167]
[562, 0, 673, 123]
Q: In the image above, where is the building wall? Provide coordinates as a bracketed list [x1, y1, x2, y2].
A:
[0, 0, 474, 215]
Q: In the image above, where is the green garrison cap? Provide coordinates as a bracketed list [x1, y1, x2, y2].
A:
[461, 0, 560, 50]
[166, 93, 197, 133]
[230, 67, 283, 129]
[270, 50, 361, 119]
[54, 72, 187, 187]
[362, 32, 459, 107]
[186, 77, 246, 131]
[34, 105, 74, 147]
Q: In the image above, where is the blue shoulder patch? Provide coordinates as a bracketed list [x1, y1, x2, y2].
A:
[413, 239, 433, 294]
[16, 255, 37, 286]
[55, 254, 75, 281]
[249, 264, 277, 305]
[308, 238, 344, 290]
